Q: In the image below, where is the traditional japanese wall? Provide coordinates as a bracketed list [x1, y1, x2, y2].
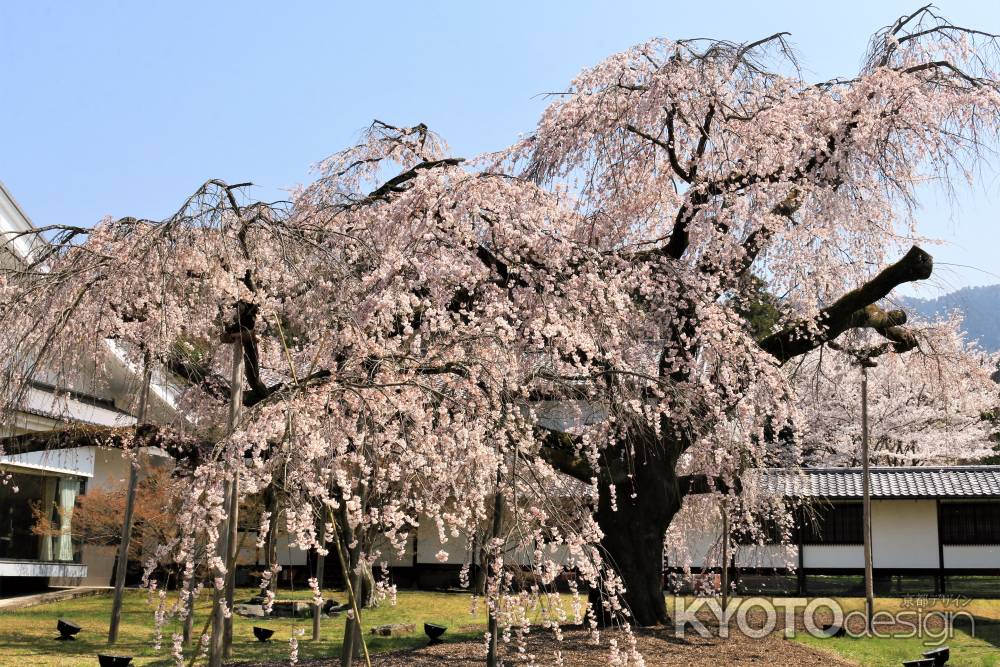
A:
[871, 499, 939, 569]
[943, 545, 1000, 568]
[736, 544, 797, 569]
[675, 499, 951, 571]
[803, 544, 864, 568]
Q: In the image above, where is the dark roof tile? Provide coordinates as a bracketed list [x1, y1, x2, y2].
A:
[758, 466, 1000, 499]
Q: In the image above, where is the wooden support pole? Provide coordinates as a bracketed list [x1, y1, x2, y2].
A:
[328, 508, 371, 667]
[182, 572, 196, 646]
[209, 339, 244, 667]
[862, 365, 875, 632]
[313, 516, 327, 641]
[486, 467, 504, 667]
[209, 475, 233, 667]
[223, 459, 241, 655]
[721, 502, 729, 611]
[264, 487, 279, 595]
[936, 498, 946, 595]
[796, 507, 806, 596]
[108, 360, 152, 645]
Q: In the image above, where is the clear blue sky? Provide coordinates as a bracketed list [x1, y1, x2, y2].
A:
[2, 1, 998, 294]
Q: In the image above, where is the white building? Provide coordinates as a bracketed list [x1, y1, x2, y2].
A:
[0, 180, 175, 591]
[674, 466, 1000, 596]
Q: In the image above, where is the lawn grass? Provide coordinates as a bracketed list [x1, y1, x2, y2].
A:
[0, 588, 489, 666]
[789, 597, 1000, 667]
[6, 590, 1000, 666]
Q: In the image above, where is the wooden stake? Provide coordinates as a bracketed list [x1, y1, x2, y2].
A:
[223, 461, 241, 655]
[486, 467, 504, 667]
[328, 508, 371, 667]
[313, 516, 327, 641]
[862, 365, 875, 632]
[108, 360, 152, 645]
[209, 339, 244, 667]
[721, 501, 730, 612]
[182, 572, 196, 646]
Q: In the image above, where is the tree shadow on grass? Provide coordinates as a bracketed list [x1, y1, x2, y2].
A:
[954, 615, 1000, 648]
[1, 630, 168, 665]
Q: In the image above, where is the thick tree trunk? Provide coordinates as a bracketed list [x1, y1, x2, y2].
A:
[473, 532, 487, 596]
[340, 512, 363, 666]
[589, 442, 682, 628]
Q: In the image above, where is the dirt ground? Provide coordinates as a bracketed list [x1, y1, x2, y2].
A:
[240, 610, 859, 666]
[366, 625, 854, 666]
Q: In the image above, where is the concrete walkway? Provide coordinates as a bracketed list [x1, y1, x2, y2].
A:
[0, 586, 110, 610]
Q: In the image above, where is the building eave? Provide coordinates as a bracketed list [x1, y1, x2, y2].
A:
[756, 465, 1000, 500]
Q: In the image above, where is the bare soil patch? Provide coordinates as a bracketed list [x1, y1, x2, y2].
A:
[237, 610, 858, 666]
[366, 626, 854, 666]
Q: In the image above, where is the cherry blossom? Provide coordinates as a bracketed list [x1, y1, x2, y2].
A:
[1, 8, 999, 665]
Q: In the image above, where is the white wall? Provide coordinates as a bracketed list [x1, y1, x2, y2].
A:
[236, 531, 309, 567]
[415, 521, 471, 565]
[672, 499, 945, 571]
[369, 534, 416, 567]
[80, 544, 116, 586]
[89, 447, 131, 491]
[368, 515, 582, 569]
[872, 499, 939, 569]
[803, 545, 864, 568]
[69, 447, 173, 586]
[736, 544, 797, 569]
[943, 545, 1000, 569]
[666, 528, 722, 569]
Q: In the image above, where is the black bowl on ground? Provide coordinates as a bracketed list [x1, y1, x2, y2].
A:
[923, 646, 949, 666]
[97, 655, 133, 667]
[253, 626, 275, 642]
[424, 623, 447, 645]
[56, 619, 82, 640]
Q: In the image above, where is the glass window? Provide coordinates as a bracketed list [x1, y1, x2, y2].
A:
[0, 472, 46, 560]
[0, 472, 84, 562]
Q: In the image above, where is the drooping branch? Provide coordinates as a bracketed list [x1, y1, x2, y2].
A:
[759, 245, 933, 362]
[625, 108, 691, 182]
[678, 473, 742, 496]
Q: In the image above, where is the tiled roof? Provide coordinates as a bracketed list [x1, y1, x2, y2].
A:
[758, 466, 1000, 499]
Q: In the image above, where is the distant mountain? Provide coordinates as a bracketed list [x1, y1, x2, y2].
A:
[903, 284, 1000, 352]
